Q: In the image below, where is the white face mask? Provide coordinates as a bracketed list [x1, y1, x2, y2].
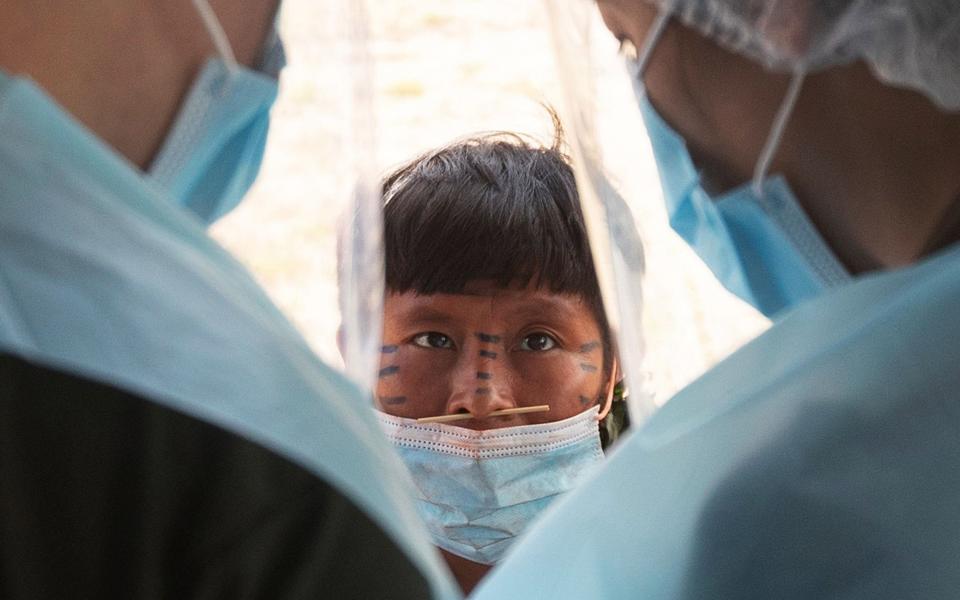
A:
[375, 406, 604, 564]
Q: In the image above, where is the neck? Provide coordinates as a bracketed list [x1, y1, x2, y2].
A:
[440, 548, 492, 595]
[784, 62, 960, 273]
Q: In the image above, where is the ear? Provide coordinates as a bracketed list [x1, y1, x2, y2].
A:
[597, 356, 620, 421]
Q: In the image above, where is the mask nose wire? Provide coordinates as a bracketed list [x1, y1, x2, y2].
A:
[752, 68, 805, 196]
[190, 0, 240, 70]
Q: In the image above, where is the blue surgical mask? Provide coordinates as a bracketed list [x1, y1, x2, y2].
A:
[147, 7, 285, 225]
[628, 63, 850, 318]
[376, 406, 604, 565]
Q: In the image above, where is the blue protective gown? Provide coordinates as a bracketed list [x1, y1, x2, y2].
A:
[0, 70, 459, 600]
[474, 243, 960, 599]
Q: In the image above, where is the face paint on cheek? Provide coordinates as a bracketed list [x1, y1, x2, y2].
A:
[381, 345, 399, 354]
[579, 363, 599, 373]
[380, 395, 407, 406]
[579, 341, 602, 353]
[378, 365, 400, 378]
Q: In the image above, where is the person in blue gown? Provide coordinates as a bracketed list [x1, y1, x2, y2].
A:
[474, 1, 960, 598]
[0, 1, 457, 598]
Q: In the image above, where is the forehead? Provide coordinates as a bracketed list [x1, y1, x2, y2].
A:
[385, 284, 600, 328]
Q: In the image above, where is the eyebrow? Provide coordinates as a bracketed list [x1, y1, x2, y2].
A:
[390, 293, 594, 335]
[505, 296, 584, 323]
[392, 305, 456, 327]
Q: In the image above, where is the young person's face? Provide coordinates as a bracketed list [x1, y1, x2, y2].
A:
[378, 281, 609, 429]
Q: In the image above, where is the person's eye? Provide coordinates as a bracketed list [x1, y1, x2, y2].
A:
[412, 332, 454, 349]
[519, 333, 557, 352]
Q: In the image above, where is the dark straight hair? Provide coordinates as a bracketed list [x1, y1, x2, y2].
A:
[381, 121, 606, 335]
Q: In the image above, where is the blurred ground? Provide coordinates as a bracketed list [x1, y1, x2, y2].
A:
[212, 0, 769, 404]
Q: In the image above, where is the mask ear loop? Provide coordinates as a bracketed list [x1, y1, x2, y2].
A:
[190, 0, 239, 70]
[751, 68, 805, 196]
[596, 357, 620, 421]
[633, 6, 674, 85]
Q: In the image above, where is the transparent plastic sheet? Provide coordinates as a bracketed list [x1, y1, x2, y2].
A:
[336, 0, 384, 394]
[545, 0, 656, 425]
[208, 0, 384, 393]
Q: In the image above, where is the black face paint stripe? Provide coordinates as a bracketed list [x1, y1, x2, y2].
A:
[475, 387, 492, 396]
[380, 396, 407, 405]
[579, 363, 598, 373]
[378, 366, 400, 378]
[479, 350, 498, 359]
[475, 333, 502, 343]
[476, 372, 492, 380]
[579, 395, 593, 406]
[381, 345, 399, 354]
[579, 341, 601, 353]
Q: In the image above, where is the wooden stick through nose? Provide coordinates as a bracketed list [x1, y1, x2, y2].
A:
[416, 405, 550, 424]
